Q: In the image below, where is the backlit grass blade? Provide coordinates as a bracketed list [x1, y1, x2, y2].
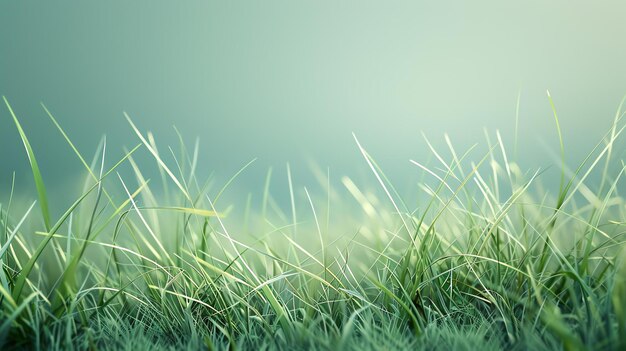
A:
[3, 97, 51, 231]
[547, 90, 566, 211]
[125, 112, 192, 203]
[159, 207, 222, 217]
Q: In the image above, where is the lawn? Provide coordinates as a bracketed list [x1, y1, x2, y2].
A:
[1, 96, 625, 350]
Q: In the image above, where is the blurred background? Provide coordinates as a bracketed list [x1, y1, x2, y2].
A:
[1, 1, 626, 215]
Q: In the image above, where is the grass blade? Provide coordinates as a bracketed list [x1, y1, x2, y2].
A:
[3, 97, 51, 231]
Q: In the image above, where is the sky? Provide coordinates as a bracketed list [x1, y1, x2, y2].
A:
[1, 1, 625, 212]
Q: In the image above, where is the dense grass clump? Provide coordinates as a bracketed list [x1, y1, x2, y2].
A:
[1, 97, 626, 350]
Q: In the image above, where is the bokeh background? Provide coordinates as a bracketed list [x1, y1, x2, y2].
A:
[2, 1, 626, 214]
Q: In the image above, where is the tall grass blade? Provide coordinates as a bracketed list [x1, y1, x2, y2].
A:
[3, 97, 51, 231]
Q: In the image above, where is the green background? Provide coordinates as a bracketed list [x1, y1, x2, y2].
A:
[2, 1, 625, 210]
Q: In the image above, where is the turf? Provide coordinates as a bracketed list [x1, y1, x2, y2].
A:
[1, 97, 626, 350]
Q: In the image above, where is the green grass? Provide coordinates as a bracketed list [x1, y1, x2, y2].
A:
[1, 97, 626, 350]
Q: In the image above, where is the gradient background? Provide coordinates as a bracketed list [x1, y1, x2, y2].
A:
[2, 1, 626, 213]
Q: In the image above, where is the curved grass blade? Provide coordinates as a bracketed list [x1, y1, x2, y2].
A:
[11, 144, 138, 301]
[3, 97, 51, 231]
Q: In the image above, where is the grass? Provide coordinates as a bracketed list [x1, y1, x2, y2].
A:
[1, 96, 626, 350]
